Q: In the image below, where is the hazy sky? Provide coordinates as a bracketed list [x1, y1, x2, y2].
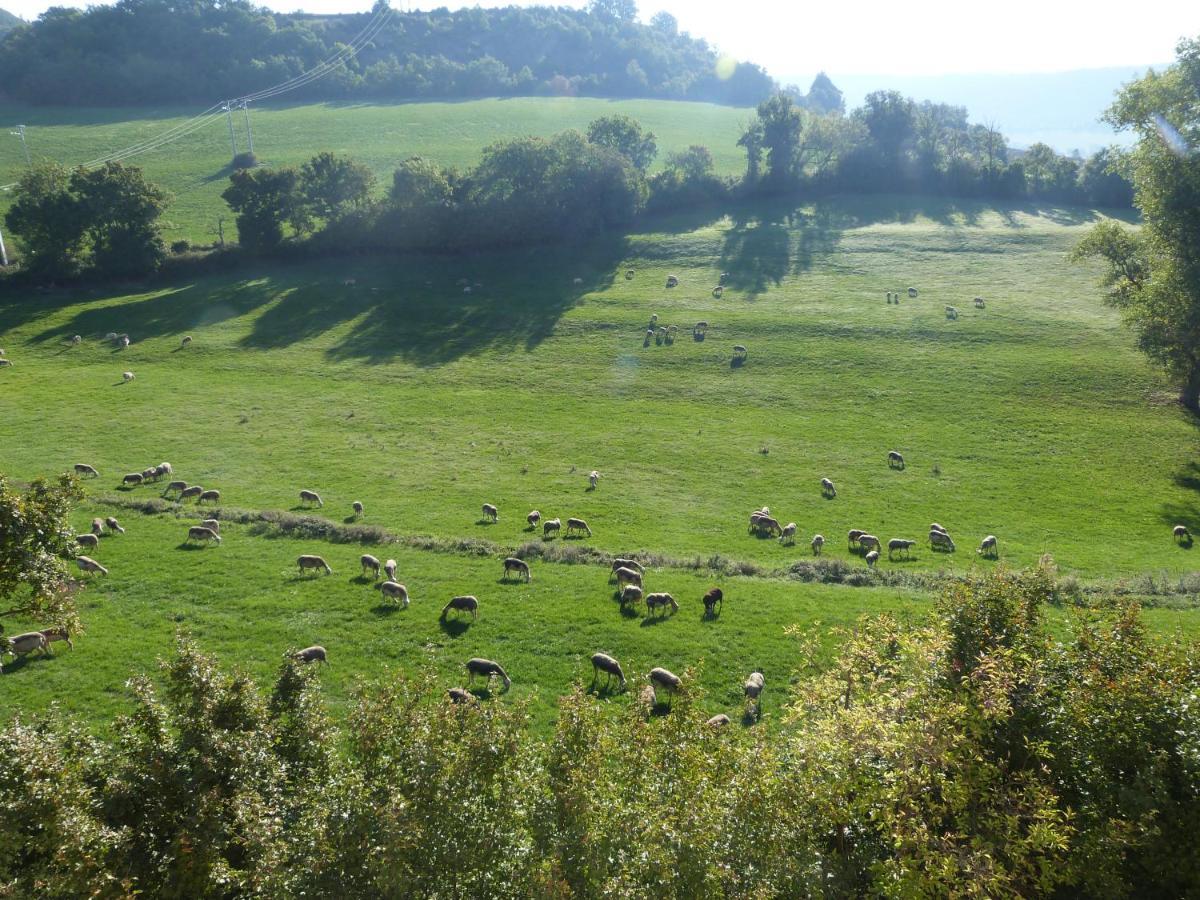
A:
[2, 0, 1193, 78]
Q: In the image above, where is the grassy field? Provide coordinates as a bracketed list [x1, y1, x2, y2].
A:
[3, 191, 1200, 732]
[0, 98, 753, 244]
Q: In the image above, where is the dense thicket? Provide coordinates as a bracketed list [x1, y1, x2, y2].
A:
[3, 564, 1197, 897]
[0, 0, 785, 107]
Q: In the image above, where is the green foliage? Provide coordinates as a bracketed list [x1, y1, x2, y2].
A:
[585, 114, 658, 172]
[222, 166, 304, 252]
[299, 151, 377, 224]
[72, 162, 169, 277]
[3, 161, 85, 276]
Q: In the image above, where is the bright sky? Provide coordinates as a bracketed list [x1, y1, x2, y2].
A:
[2, 0, 1193, 78]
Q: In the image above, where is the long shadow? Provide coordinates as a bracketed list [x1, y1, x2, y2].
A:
[718, 199, 847, 298]
[439, 618, 471, 638]
[1162, 461, 1200, 530]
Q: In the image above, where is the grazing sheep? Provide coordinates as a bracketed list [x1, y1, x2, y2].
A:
[886, 291, 893, 304]
[76, 556, 108, 576]
[441, 595, 479, 621]
[181, 335, 192, 347]
[299, 489, 323, 508]
[908, 287, 918, 298]
[543, 518, 561, 538]
[712, 285, 724, 298]
[527, 510, 541, 528]
[198, 489, 220, 504]
[74, 463, 99, 478]
[821, 477, 836, 498]
[0, 359, 11, 368]
[930, 530, 956, 552]
[707, 713, 731, 728]
[780, 522, 797, 545]
[858, 534, 881, 552]
[105, 516, 124, 533]
[888, 538, 916, 559]
[158, 462, 173, 475]
[91, 517, 105, 536]
[732, 344, 748, 360]
[748, 512, 766, 534]
[122, 371, 134, 382]
[344, 278, 358, 287]
[744, 671, 765, 710]
[503, 557, 531, 582]
[103, 333, 116, 342]
[887, 450, 905, 469]
[649, 314, 659, 327]
[378, 581, 409, 608]
[620, 584, 644, 607]
[848, 529, 866, 548]
[573, 277, 583, 285]
[978, 535, 999, 557]
[566, 517, 592, 537]
[865, 550, 880, 567]
[645, 592, 679, 615]
[352, 501, 363, 518]
[666, 275, 679, 288]
[667, 324, 679, 337]
[974, 297, 985, 309]
[482, 503, 498, 522]
[811, 534, 825, 555]
[693, 321, 709, 335]
[930, 523, 948, 534]
[187, 525, 221, 545]
[1174, 524, 1191, 543]
[719, 272, 730, 285]
[614, 566, 642, 589]
[198, 518, 219, 534]
[466, 657, 511, 689]
[588, 470, 600, 489]
[5, 632, 49, 662]
[448, 687, 476, 704]
[292, 646, 327, 665]
[703, 587, 723, 617]
[945, 306, 959, 320]
[76, 533, 99, 549]
[754, 516, 783, 537]
[39, 628, 73, 652]
[384, 559, 397, 581]
[180, 485, 204, 501]
[360, 554, 381, 579]
[142, 468, 159, 483]
[648, 667, 681, 706]
[122, 473, 143, 486]
[611, 558, 645, 576]
[164, 480, 187, 497]
[297, 555, 332, 575]
[625, 269, 635, 280]
[591, 653, 626, 689]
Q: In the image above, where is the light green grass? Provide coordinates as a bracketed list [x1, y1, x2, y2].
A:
[3, 193, 1200, 733]
[0, 98, 753, 244]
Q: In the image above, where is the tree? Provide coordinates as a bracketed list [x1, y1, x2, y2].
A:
[389, 156, 456, 210]
[3, 162, 86, 276]
[753, 93, 804, 186]
[299, 151, 377, 223]
[805, 71, 844, 115]
[856, 89, 917, 164]
[587, 0, 637, 22]
[222, 167, 304, 252]
[649, 10, 676, 35]
[737, 118, 764, 183]
[664, 144, 714, 182]
[70, 162, 169, 277]
[0, 473, 85, 635]
[585, 115, 657, 172]
[1074, 36, 1200, 410]
[1077, 147, 1134, 207]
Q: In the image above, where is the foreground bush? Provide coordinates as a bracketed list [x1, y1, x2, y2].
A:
[2, 566, 1198, 897]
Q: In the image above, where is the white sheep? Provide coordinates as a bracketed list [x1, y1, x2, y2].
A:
[744, 671, 765, 712]
[614, 566, 642, 590]
[0, 359, 11, 368]
[91, 517, 105, 536]
[299, 489, 323, 508]
[448, 687, 476, 704]
[666, 275, 679, 288]
[780, 522, 797, 545]
[198, 489, 220, 504]
[811, 534, 825, 555]
[297, 555, 332, 575]
[588, 470, 600, 489]
[70, 334, 81, 346]
[945, 306, 958, 320]
[648, 667, 681, 706]
[181, 335, 193, 347]
[198, 518, 218, 534]
[645, 592, 679, 615]
[591, 652, 626, 689]
[292, 646, 327, 664]
[378, 581, 409, 608]
[482, 503, 498, 522]
[888, 538, 916, 559]
[865, 549, 880, 567]
[503, 557, 531, 582]
[527, 510, 541, 528]
[122, 371, 135, 382]
[122, 473, 144, 486]
[352, 500, 363, 518]
[76, 556, 108, 576]
[1174, 524, 1191, 543]
[180, 485, 204, 501]
[978, 535, 998, 557]
[620, 584, 643, 606]
[74, 463, 99, 478]
[887, 450, 905, 469]
[441, 595, 479, 621]
[858, 534, 881, 552]
[707, 713, 731, 728]
[566, 517, 592, 537]
[974, 297, 985, 309]
[384, 559, 397, 581]
[466, 657, 511, 689]
[821, 477, 836, 498]
[610, 558, 645, 576]
[360, 554, 381, 578]
[164, 480, 187, 496]
[119, 336, 130, 348]
[929, 530, 956, 552]
[76, 533, 99, 549]
[187, 525, 221, 545]
[907, 287, 918, 298]
[543, 517, 561, 538]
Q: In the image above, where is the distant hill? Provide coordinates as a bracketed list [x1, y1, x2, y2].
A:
[796, 67, 1165, 154]
[0, 8, 21, 34]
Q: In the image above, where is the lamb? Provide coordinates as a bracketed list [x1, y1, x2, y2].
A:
[620, 584, 643, 606]
[614, 566, 642, 589]
[74, 463, 99, 478]
[732, 345, 748, 361]
[164, 480, 188, 497]
[865, 550, 880, 567]
[187, 525, 221, 545]
[466, 657, 511, 689]
[543, 518, 561, 538]
[978, 534, 999, 557]
[566, 517, 592, 537]
[482, 503, 498, 523]
[888, 538, 916, 559]
[930, 530, 956, 552]
[122, 370, 135, 381]
[91, 517, 105, 536]
[930, 523, 948, 534]
[198, 519, 219, 534]
[755, 516, 783, 537]
[702, 587, 723, 617]
[378, 581, 409, 608]
[945, 306, 958, 320]
[645, 592, 679, 615]
[625, 269, 635, 280]
[39, 628, 73, 652]
[744, 671, 765, 709]
[707, 713, 731, 728]
[886, 291, 893, 303]
[611, 558, 645, 576]
[588, 470, 600, 489]
[441, 595, 479, 621]
[360, 554, 381, 579]
[180, 485, 204, 501]
[780, 522, 797, 545]
[811, 534, 825, 555]
[974, 297, 985, 309]
[527, 510, 541, 528]
[591, 652, 626, 689]
[76, 556, 108, 576]
[352, 501, 363, 518]
[299, 489, 323, 508]
[158, 462, 173, 475]
[384, 559, 397, 581]
[907, 287, 919, 298]
[4, 632, 49, 662]
[503, 557, 531, 582]
[887, 450, 905, 469]
[821, 477, 837, 498]
[858, 534, 881, 552]
[181, 335, 193, 347]
[142, 467, 159, 483]
[448, 687, 476, 704]
[712, 285, 723, 297]
[848, 529, 866, 548]
[1174, 524, 1191, 543]
[666, 275, 679, 288]
[122, 473, 143, 486]
[648, 667, 681, 706]
[198, 489, 220, 504]
[719, 272, 729, 285]
[292, 646, 328, 664]
[76, 533, 99, 549]
[105, 516, 126, 533]
[297, 555, 332, 575]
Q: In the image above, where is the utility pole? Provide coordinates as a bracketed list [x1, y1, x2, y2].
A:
[240, 101, 255, 155]
[0, 222, 8, 267]
[222, 103, 238, 158]
[9, 125, 30, 166]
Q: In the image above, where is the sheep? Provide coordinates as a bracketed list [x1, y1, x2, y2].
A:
[625, 269, 635, 280]
[503, 557, 531, 583]
[614, 566, 642, 590]
[707, 713, 731, 728]
[848, 529, 866, 548]
[930, 523, 948, 534]
[299, 489, 323, 508]
[573, 277, 583, 285]
[566, 517, 592, 537]
[119, 337, 131, 349]
[344, 278, 358, 287]
[666, 275, 679, 288]
[865, 550, 880, 567]
[611, 558, 645, 576]
[930, 530, 956, 552]
[811, 534, 825, 555]
[974, 296, 985, 309]
[858, 534, 881, 553]
[648, 667, 681, 706]
[543, 518, 561, 538]
[703, 587, 723, 617]
[945, 306, 959, 320]
[5, 632, 49, 662]
[74, 463, 99, 478]
[164, 480, 188, 497]
[719, 272, 730, 285]
[620, 584, 644, 607]
[888, 450, 905, 469]
[780, 522, 797, 545]
[198, 489, 220, 504]
[888, 538, 916, 559]
[378, 581, 409, 608]
[886, 291, 893, 304]
[908, 287, 918, 298]
[39, 628, 73, 652]
[591, 653, 626, 690]
[649, 314, 659, 327]
[142, 468, 159, 483]
[441, 595, 479, 621]
[448, 687, 476, 704]
[384, 559, 397, 581]
[292, 646, 327, 665]
[0, 359, 11, 368]
[645, 592, 679, 615]
[180, 485, 204, 501]
[466, 657, 511, 689]
[744, 671, 765, 712]
[360, 554, 381, 579]
[732, 345, 748, 360]
[978, 535, 999, 557]
[76, 556, 108, 576]
[666, 324, 679, 338]
[754, 516, 783, 537]
[821, 477, 837, 498]
[297, 555, 332, 575]
[712, 285, 724, 298]
[482, 503, 498, 522]
[1174, 524, 1191, 543]
[122, 473, 143, 486]
[181, 335, 193, 347]
[194, 519, 217, 535]
[187, 525, 221, 545]
[527, 510, 541, 528]
[352, 501, 363, 518]
[76, 533, 99, 549]
[693, 321, 709, 336]
[103, 333, 116, 342]
[644, 328, 656, 346]
[91, 517, 105, 536]
[588, 470, 600, 489]
[748, 512, 766, 534]
[122, 370, 134, 382]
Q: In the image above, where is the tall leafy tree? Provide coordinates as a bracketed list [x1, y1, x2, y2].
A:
[3, 162, 85, 276]
[299, 151, 377, 223]
[71, 162, 169, 277]
[856, 89, 917, 164]
[585, 115, 657, 172]
[222, 167, 305, 252]
[805, 71, 845, 115]
[746, 93, 804, 187]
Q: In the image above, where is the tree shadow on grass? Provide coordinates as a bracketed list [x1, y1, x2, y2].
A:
[1161, 461, 1200, 534]
[717, 199, 847, 298]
